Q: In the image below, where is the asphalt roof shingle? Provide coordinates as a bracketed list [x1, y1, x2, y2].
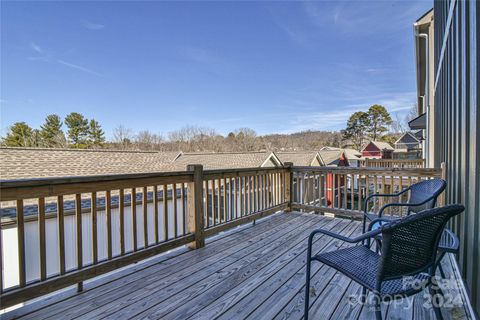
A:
[276, 152, 323, 166]
[0, 148, 180, 180]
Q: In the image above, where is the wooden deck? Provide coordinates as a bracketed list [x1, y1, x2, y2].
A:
[3, 212, 473, 320]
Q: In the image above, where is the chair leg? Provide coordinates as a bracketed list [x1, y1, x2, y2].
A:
[361, 286, 367, 304]
[304, 244, 313, 320]
[429, 285, 444, 320]
[373, 292, 382, 320]
[438, 263, 446, 279]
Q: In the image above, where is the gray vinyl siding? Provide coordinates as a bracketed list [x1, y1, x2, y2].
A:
[434, 0, 479, 313]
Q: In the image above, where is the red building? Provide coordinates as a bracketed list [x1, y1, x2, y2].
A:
[361, 141, 394, 159]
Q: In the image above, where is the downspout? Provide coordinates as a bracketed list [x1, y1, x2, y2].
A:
[414, 26, 429, 167]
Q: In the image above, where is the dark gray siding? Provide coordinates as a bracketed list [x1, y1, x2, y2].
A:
[434, 0, 479, 313]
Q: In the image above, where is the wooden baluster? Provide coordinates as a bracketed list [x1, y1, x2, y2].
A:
[106, 190, 112, 259]
[222, 178, 227, 222]
[92, 192, 98, 263]
[216, 179, 221, 223]
[57, 196, 65, 275]
[357, 175, 362, 211]
[242, 177, 246, 216]
[38, 197, 46, 281]
[365, 175, 370, 211]
[232, 177, 236, 219]
[343, 174, 348, 209]
[132, 188, 138, 251]
[173, 183, 178, 238]
[163, 184, 168, 241]
[262, 175, 267, 209]
[119, 189, 125, 255]
[247, 176, 252, 214]
[17, 200, 26, 287]
[350, 174, 354, 210]
[210, 180, 215, 223]
[204, 180, 210, 228]
[319, 173, 324, 207]
[332, 172, 336, 208]
[153, 186, 159, 244]
[75, 194, 83, 291]
[181, 183, 186, 235]
[143, 187, 148, 247]
[229, 177, 234, 220]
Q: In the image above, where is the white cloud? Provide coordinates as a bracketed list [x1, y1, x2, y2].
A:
[282, 91, 416, 132]
[57, 60, 104, 77]
[81, 20, 105, 30]
[30, 42, 43, 54]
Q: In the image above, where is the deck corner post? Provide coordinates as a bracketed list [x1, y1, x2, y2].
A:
[283, 162, 293, 212]
[187, 164, 205, 249]
[440, 162, 447, 205]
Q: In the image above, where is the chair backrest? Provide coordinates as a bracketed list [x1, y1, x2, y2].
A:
[377, 204, 464, 282]
[407, 179, 446, 213]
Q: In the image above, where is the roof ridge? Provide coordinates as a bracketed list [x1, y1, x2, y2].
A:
[180, 151, 270, 155]
[0, 147, 166, 154]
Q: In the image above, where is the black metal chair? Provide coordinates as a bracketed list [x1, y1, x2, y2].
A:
[362, 178, 457, 276]
[304, 204, 465, 320]
[362, 178, 447, 234]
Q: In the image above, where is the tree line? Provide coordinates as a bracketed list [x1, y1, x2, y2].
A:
[2, 113, 105, 148]
[1, 113, 342, 152]
[2, 104, 409, 152]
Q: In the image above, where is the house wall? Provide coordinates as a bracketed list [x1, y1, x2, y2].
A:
[361, 143, 382, 158]
[433, 0, 479, 312]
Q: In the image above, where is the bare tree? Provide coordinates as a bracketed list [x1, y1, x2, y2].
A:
[112, 125, 133, 150]
[134, 131, 164, 150]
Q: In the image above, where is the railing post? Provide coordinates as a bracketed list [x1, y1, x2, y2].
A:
[440, 162, 447, 205]
[283, 162, 293, 212]
[187, 164, 205, 249]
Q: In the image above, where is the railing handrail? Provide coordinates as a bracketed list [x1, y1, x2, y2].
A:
[291, 166, 440, 177]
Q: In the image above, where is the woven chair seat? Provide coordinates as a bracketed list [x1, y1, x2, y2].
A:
[315, 246, 430, 295]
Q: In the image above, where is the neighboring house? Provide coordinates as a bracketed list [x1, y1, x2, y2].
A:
[412, 8, 435, 167]
[276, 152, 324, 167]
[393, 132, 423, 160]
[320, 147, 362, 167]
[361, 141, 394, 159]
[318, 149, 349, 167]
[0, 147, 180, 180]
[169, 151, 283, 171]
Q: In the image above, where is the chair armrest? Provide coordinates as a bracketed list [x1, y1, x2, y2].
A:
[367, 217, 397, 231]
[308, 227, 383, 244]
[363, 188, 409, 213]
[377, 196, 438, 217]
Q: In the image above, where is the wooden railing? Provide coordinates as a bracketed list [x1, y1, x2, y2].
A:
[0, 163, 444, 309]
[359, 159, 425, 168]
[0, 165, 290, 309]
[290, 165, 445, 218]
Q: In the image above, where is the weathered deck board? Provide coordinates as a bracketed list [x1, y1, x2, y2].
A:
[5, 212, 473, 320]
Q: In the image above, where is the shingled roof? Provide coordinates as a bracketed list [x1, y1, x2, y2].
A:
[366, 141, 394, 151]
[167, 152, 282, 171]
[320, 146, 362, 160]
[276, 152, 324, 166]
[318, 149, 347, 166]
[0, 148, 180, 180]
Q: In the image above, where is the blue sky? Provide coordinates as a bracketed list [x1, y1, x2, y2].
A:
[1, 0, 432, 138]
